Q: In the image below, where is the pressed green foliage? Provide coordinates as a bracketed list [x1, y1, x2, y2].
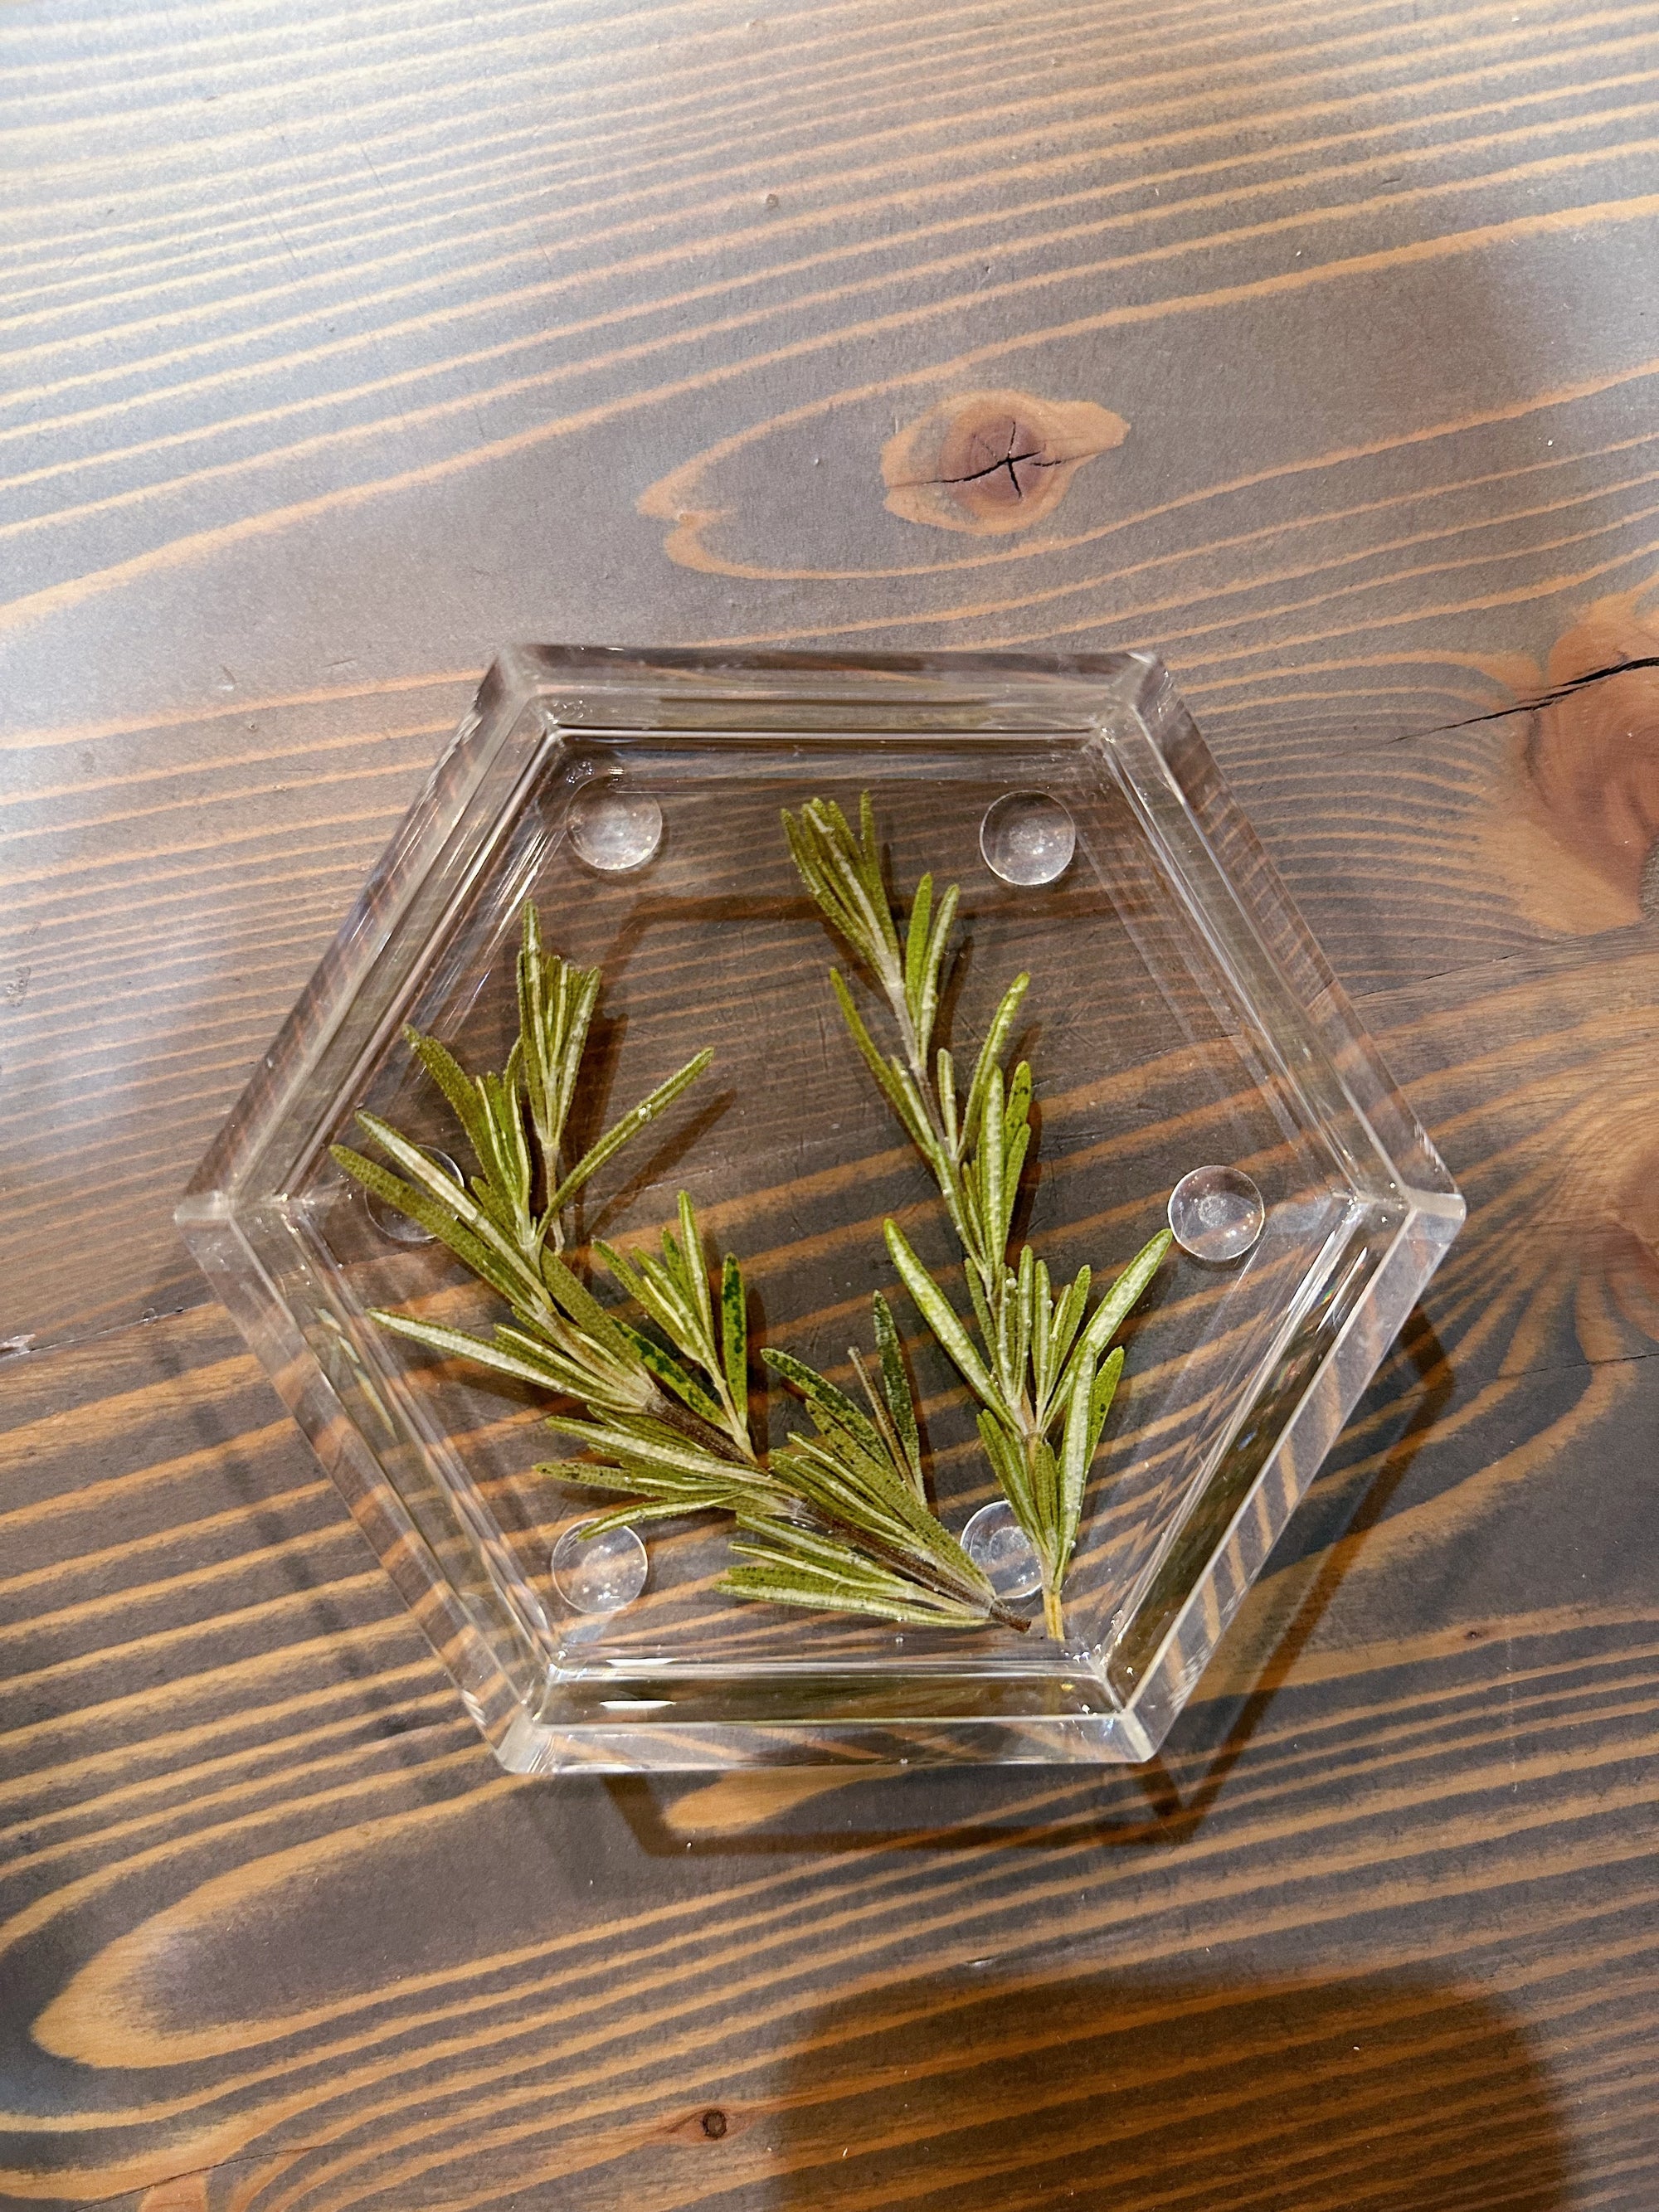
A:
[333, 858, 1167, 1645]
[785, 793, 1171, 1638]
[332, 903, 1019, 1635]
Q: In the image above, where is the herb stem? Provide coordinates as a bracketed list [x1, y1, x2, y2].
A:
[787, 794, 1171, 1638]
[340, 902, 1024, 1637]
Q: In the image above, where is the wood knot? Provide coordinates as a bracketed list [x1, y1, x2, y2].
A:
[1484, 589, 1659, 935]
[881, 388, 1127, 535]
[660, 2101, 753, 2146]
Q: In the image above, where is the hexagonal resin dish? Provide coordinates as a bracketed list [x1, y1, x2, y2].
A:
[178, 649, 1463, 1773]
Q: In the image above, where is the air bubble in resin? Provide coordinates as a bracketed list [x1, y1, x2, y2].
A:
[550, 1521, 648, 1612]
[980, 790, 1075, 887]
[568, 783, 663, 873]
[961, 1499, 1043, 1600]
[1168, 1164, 1266, 1262]
[367, 1150, 463, 1243]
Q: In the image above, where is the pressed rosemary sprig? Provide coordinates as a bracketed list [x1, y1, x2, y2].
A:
[332, 902, 1021, 1634]
[786, 794, 1170, 1637]
[552, 1257, 1025, 1631]
[331, 905, 713, 1314]
[734, 1287, 1021, 1628]
[329, 911, 746, 1504]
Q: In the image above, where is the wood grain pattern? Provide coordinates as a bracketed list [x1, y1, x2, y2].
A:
[7, 0, 1659, 1348]
[2, 0, 1657, 2203]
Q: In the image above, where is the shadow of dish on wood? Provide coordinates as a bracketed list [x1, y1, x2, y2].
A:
[752, 1972, 1573, 2208]
[881, 388, 1128, 534]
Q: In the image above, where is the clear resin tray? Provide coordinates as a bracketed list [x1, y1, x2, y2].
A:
[178, 649, 1463, 1773]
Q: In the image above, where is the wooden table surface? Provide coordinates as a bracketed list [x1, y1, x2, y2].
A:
[4, 2, 1658, 2205]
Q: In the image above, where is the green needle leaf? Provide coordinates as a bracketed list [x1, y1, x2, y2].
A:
[678, 1189, 716, 1349]
[1055, 1226, 1172, 1411]
[937, 1047, 959, 1159]
[366, 1310, 579, 1393]
[962, 973, 1030, 1150]
[903, 871, 934, 1011]
[829, 971, 935, 1155]
[884, 1220, 1002, 1414]
[916, 881, 959, 1064]
[546, 1048, 713, 1214]
[856, 791, 902, 965]
[761, 1346, 888, 1464]
[403, 1028, 490, 1163]
[331, 1144, 532, 1312]
[871, 1291, 922, 1491]
[542, 1411, 751, 1488]
[721, 1252, 749, 1423]
[1058, 1343, 1099, 1572]
[537, 1250, 637, 1362]
[616, 1322, 727, 1427]
[977, 1063, 1006, 1269]
[1087, 1344, 1124, 1470]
